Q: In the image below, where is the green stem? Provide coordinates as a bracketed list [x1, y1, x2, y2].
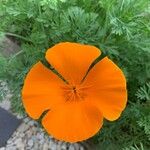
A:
[4, 32, 33, 43]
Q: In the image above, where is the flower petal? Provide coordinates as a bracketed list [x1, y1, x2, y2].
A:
[42, 102, 103, 142]
[46, 42, 100, 84]
[83, 57, 127, 121]
[22, 62, 66, 119]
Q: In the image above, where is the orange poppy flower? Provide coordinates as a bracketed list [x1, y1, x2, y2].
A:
[22, 42, 127, 143]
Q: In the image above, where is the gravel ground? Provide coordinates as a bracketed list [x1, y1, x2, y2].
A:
[0, 81, 85, 150]
[0, 117, 85, 150]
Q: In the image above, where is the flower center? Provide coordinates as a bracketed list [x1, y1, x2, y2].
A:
[62, 84, 90, 101]
[72, 86, 77, 93]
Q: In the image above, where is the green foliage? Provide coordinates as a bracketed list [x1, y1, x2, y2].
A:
[123, 143, 145, 150]
[136, 82, 150, 101]
[0, 54, 7, 78]
[0, 0, 150, 149]
[135, 83, 150, 141]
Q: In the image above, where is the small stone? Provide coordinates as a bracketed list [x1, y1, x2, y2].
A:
[79, 147, 84, 150]
[58, 141, 62, 145]
[31, 135, 37, 141]
[56, 144, 62, 150]
[16, 114, 24, 119]
[37, 132, 44, 140]
[18, 123, 29, 133]
[36, 132, 40, 138]
[28, 120, 35, 126]
[15, 138, 22, 143]
[51, 145, 57, 150]
[19, 133, 24, 138]
[26, 146, 31, 150]
[28, 139, 34, 147]
[43, 143, 49, 150]
[10, 136, 16, 142]
[69, 145, 75, 150]
[33, 143, 39, 150]
[7, 139, 12, 144]
[61, 144, 67, 150]
[0, 100, 11, 110]
[38, 144, 43, 150]
[16, 142, 25, 149]
[26, 130, 32, 137]
[15, 131, 20, 136]
[39, 139, 44, 144]
[49, 141, 57, 150]
[24, 117, 30, 123]
[6, 146, 16, 150]
[74, 143, 80, 150]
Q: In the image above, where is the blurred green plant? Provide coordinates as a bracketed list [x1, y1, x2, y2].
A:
[122, 143, 145, 150]
[0, 0, 150, 149]
[136, 82, 150, 101]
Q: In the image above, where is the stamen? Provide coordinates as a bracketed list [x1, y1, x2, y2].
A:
[72, 86, 77, 93]
[62, 84, 91, 101]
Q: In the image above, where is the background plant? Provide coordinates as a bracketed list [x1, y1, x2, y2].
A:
[0, 0, 150, 149]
